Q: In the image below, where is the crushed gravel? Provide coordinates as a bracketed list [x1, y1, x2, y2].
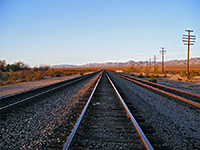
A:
[0, 73, 100, 150]
[108, 72, 200, 150]
[125, 73, 200, 95]
[70, 73, 146, 149]
[0, 72, 94, 98]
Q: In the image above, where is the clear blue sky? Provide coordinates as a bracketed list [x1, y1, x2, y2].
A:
[0, 0, 200, 67]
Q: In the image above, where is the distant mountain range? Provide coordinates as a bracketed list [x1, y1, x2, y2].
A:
[51, 57, 200, 68]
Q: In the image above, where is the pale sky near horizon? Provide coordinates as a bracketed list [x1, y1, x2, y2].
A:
[0, 0, 200, 67]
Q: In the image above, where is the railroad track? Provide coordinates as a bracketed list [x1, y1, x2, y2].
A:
[113, 72, 200, 108]
[63, 72, 153, 150]
[0, 71, 100, 113]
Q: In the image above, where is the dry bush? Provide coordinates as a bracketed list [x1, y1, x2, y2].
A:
[25, 72, 33, 81]
[32, 71, 44, 80]
[0, 67, 97, 85]
[149, 77, 157, 83]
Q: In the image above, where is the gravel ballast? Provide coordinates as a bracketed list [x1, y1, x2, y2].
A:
[108, 72, 200, 150]
[0, 72, 94, 98]
[0, 73, 101, 150]
[69, 73, 146, 149]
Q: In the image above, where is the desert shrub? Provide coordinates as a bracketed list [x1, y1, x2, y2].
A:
[2, 73, 9, 81]
[177, 78, 182, 81]
[25, 73, 33, 81]
[180, 71, 187, 77]
[145, 73, 150, 78]
[131, 73, 135, 76]
[0, 65, 96, 85]
[6, 72, 21, 83]
[6, 80, 14, 84]
[148, 77, 157, 83]
[63, 71, 71, 76]
[54, 71, 62, 77]
[32, 71, 44, 80]
[155, 74, 159, 77]
[8, 72, 22, 83]
[163, 74, 167, 78]
[150, 75, 155, 78]
[190, 70, 199, 78]
[138, 74, 144, 78]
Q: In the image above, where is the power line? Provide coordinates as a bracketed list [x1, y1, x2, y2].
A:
[149, 57, 151, 70]
[154, 55, 156, 74]
[159, 47, 166, 74]
[182, 29, 196, 80]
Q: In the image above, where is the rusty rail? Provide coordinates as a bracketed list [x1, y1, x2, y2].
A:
[115, 73, 200, 108]
[63, 72, 153, 150]
[121, 73, 200, 98]
[106, 74, 154, 150]
[62, 73, 103, 150]
[0, 71, 101, 113]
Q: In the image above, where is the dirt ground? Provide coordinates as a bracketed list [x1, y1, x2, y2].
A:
[129, 73, 200, 95]
[1, 72, 199, 98]
[0, 72, 92, 98]
[156, 75, 200, 95]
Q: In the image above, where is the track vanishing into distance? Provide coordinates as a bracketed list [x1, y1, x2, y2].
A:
[62, 71, 199, 150]
[1, 70, 199, 149]
[0, 71, 100, 113]
[114, 72, 200, 108]
[63, 72, 153, 150]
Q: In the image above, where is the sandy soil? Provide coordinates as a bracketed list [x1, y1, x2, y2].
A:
[156, 75, 200, 95]
[0, 72, 92, 98]
[127, 72, 200, 95]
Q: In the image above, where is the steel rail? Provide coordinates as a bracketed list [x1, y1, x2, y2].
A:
[0, 71, 100, 112]
[62, 73, 103, 150]
[0, 71, 100, 101]
[115, 73, 200, 108]
[106, 73, 154, 150]
[120, 73, 200, 98]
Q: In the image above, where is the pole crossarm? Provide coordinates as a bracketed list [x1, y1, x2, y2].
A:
[182, 29, 196, 80]
[160, 47, 166, 74]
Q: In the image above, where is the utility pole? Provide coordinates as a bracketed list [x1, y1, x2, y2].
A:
[182, 30, 196, 80]
[160, 47, 166, 74]
[154, 55, 156, 73]
[146, 60, 148, 74]
[149, 57, 151, 71]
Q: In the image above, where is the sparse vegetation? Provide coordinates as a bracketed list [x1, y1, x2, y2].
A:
[53, 71, 62, 77]
[145, 73, 150, 78]
[0, 60, 30, 72]
[1, 59, 200, 86]
[180, 71, 187, 77]
[177, 78, 182, 81]
[163, 74, 167, 78]
[190, 70, 199, 79]
[138, 74, 144, 78]
[148, 77, 157, 83]
[0, 60, 96, 86]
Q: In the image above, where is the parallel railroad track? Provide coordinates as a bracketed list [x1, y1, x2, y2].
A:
[113, 72, 200, 108]
[2, 70, 198, 149]
[63, 72, 153, 150]
[0, 71, 100, 113]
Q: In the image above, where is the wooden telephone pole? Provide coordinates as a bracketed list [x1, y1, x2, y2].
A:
[149, 57, 151, 71]
[182, 30, 196, 80]
[160, 47, 166, 74]
[146, 60, 149, 74]
[154, 55, 156, 73]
